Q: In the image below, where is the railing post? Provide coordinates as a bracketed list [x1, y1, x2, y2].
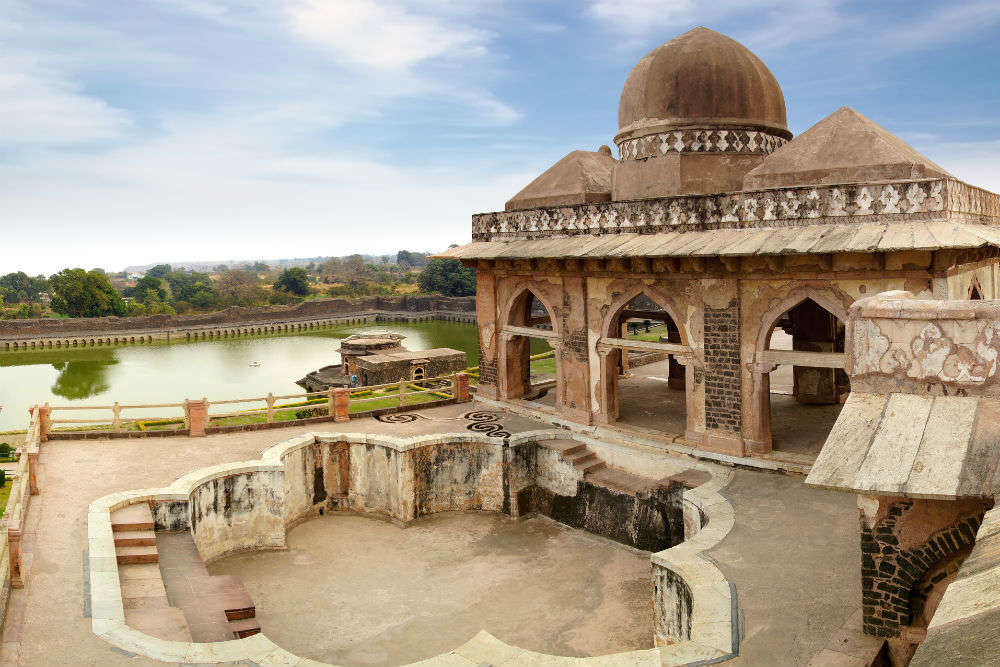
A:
[455, 372, 471, 403]
[182, 399, 190, 431]
[332, 388, 350, 423]
[112, 401, 121, 432]
[399, 380, 407, 407]
[266, 393, 275, 424]
[187, 398, 208, 437]
[327, 388, 335, 418]
[8, 520, 23, 588]
[38, 403, 50, 442]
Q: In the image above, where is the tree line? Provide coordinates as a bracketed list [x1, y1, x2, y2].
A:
[0, 250, 475, 319]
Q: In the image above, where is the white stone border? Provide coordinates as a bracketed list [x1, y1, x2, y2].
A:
[88, 429, 738, 667]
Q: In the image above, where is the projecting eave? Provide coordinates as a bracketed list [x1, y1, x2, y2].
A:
[806, 392, 1000, 500]
[439, 220, 1000, 261]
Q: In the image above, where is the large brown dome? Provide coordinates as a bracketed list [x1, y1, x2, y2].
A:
[617, 27, 790, 142]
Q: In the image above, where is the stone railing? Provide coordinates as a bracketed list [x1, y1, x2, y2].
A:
[87, 428, 737, 666]
[471, 177, 1000, 241]
[39, 373, 473, 438]
[0, 407, 41, 626]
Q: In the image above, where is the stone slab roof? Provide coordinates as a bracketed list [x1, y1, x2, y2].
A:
[441, 220, 1000, 260]
[805, 392, 1000, 500]
[358, 348, 465, 364]
[744, 107, 951, 190]
[506, 149, 616, 211]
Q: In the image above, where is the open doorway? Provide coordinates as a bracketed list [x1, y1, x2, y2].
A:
[502, 289, 557, 403]
[764, 298, 848, 457]
[602, 293, 687, 435]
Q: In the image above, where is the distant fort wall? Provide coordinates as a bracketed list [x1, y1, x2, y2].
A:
[0, 295, 476, 351]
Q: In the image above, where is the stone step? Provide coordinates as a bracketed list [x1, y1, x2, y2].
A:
[663, 468, 713, 489]
[229, 617, 261, 639]
[114, 530, 157, 547]
[587, 467, 660, 495]
[567, 451, 606, 473]
[116, 545, 159, 565]
[111, 503, 155, 533]
[539, 438, 587, 455]
[196, 575, 256, 620]
[125, 607, 192, 642]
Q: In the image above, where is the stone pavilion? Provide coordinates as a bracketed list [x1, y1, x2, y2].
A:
[442, 26, 1000, 461]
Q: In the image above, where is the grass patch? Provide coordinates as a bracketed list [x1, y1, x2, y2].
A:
[0, 481, 11, 516]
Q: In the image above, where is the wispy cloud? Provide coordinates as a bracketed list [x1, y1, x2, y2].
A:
[0, 55, 131, 145]
[287, 0, 491, 71]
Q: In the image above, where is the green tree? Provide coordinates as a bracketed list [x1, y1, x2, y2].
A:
[146, 264, 172, 279]
[274, 267, 311, 296]
[0, 272, 47, 303]
[133, 275, 166, 303]
[49, 268, 127, 318]
[418, 259, 475, 297]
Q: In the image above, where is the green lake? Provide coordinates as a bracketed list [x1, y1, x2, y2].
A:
[0, 321, 506, 432]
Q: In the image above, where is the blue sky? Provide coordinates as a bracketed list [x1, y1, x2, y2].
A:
[2, 0, 999, 275]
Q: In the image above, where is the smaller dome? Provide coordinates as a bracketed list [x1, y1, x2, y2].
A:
[617, 27, 790, 142]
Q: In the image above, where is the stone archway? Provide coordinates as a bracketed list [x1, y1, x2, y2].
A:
[498, 287, 560, 401]
[596, 287, 695, 436]
[747, 286, 853, 455]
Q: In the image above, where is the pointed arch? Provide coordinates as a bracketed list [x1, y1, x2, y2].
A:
[498, 286, 560, 402]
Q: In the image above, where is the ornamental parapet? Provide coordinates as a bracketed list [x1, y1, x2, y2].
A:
[847, 291, 1000, 395]
[471, 177, 1000, 242]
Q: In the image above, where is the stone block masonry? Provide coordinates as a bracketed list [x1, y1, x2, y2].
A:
[703, 299, 742, 433]
[860, 498, 987, 638]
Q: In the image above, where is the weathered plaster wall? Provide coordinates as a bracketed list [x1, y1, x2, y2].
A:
[189, 470, 285, 562]
[152, 500, 189, 532]
[412, 442, 505, 516]
[654, 566, 693, 645]
[348, 443, 415, 522]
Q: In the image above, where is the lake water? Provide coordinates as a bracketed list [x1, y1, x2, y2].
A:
[0, 321, 502, 432]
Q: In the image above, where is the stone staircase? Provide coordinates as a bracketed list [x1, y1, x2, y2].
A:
[540, 438, 712, 495]
[110, 503, 261, 641]
[541, 438, 607, 475]
[112, 504, 159, 565]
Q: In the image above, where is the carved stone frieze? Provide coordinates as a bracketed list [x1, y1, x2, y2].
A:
[470, 178, 995, 242]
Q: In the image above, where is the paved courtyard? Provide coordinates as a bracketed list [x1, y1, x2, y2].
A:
[210, 512, 653, 666]
[0, 401, 860, 667]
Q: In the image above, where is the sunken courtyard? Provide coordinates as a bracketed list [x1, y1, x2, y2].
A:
[4, 26, 1000, 667]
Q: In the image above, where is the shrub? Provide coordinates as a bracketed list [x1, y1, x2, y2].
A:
[0, 469, 6, 486]
[0, 443, 11, 456]
[294, 407, 326, 419]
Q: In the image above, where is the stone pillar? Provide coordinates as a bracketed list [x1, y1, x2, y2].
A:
[27, 449, 39, 496]
[474, 268, 499, 400]
[594, 347, 620, 424]
[501, 334, 531, 399]
[557, 275, 592, 424]
[789, 300, 839, 405]
[619, 321, 630, 374]
[701, 280, 744, 455]
[666, 320, 685, 391]
[744, 362, 777, 454]
[677, 355, 705, 445]
[454, 373, 471, 403]
[187, 398, 208, 437]
[37, 404, 50, 442]
[332, 388, 350, 423]
[8, 520, 23, 588]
